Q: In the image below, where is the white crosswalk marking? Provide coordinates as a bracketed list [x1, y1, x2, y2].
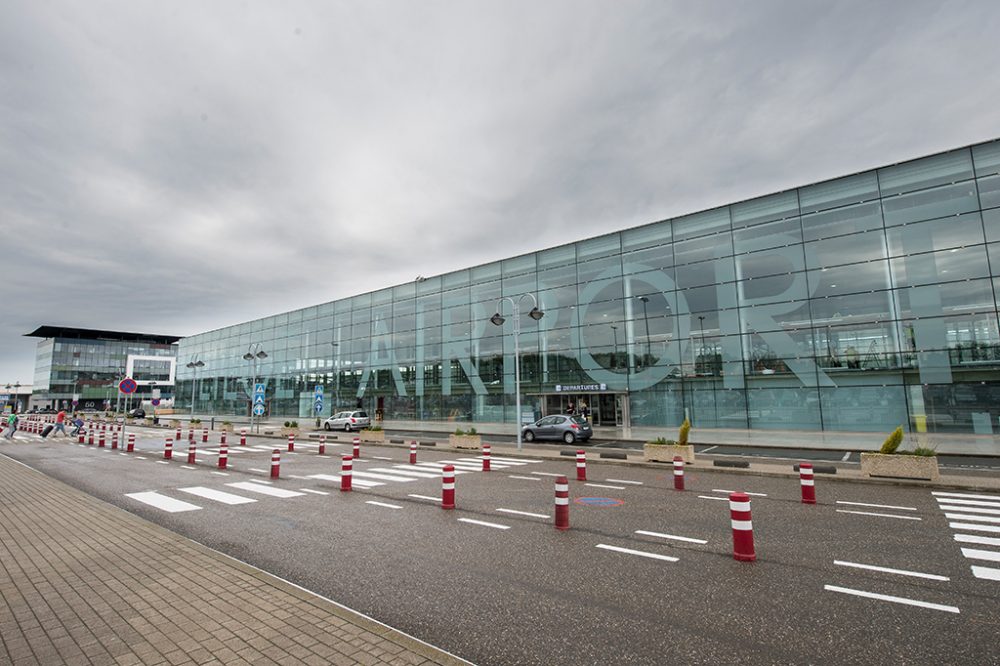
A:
[352, 471, 417, 483]
[125, 491, 201, 513]
[936, 490, 1000, 583]
[306, 473, 383, 488]
[178, 487, 257, 505]
[225, 482, 306, 498]
[373, 467, 439, 479]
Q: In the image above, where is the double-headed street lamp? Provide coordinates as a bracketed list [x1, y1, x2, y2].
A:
[637, 296, 652, 368]
[490, 293, 544, 450]
[244, 344, 268, 433]
[185, 358, 205, 418]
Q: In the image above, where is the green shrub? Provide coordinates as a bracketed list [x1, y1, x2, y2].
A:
[678, 418, 691, 446]
[879, 426, 904, 454]
[454, 427, 478, 436]
[222, 421, 232, 426]
[898, 446, 938, 457]
[469, 427, 477, 436]
[454, 427, 465, 435]
[191, 418, 201, 425]
[367, 425, 382, 432]
[290, 421, 298, 428]
[283, 421, 291, 427]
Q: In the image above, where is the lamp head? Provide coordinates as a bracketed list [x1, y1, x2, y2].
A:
[490, 313, 505, 327]
[242, 353, 254, 361]
[528, 307, 544, 321]
[638, 296, 650, 303]
[256, 351, 268, 359]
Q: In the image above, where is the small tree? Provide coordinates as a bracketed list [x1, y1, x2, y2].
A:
[880, 426, 903, 454]
[678, 418, 691, 446]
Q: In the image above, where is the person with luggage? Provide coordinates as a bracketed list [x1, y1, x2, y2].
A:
[53, 409, 68, 437]
[70, 414, 85, 436]
[3, 412, 18, 439]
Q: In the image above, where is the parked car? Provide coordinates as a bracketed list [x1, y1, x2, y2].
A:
[522, 415, 593, 444]
[323, 410, 371, 432]
[128, 408, 146, 418]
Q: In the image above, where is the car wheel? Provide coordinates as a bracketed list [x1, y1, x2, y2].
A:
[344, 424, 352, 432]
[563, 431, 576, 444]
[523, 430, 535, 442]
[324, 423, 331, 431]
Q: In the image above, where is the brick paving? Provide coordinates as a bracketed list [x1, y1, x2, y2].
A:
[0, 455, 469, 666]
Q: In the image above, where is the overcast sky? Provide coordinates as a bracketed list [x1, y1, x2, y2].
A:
[2, 0, 1000, 385]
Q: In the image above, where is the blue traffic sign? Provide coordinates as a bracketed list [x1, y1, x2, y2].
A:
[118, 378, 138, 394]
[253, 404, 266, 416]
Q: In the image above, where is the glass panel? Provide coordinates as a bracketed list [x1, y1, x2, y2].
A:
[886, 212, 985, 257]
[746, 386, 821, 430]
[820, 384, 908, 432]
[577, 234, 621, 261]
[882, 182, 979, 226]
[804, 228, 886, 269]
[878, 149, 974, 196]
[972, 140, 1000, 177]
[416, 275, 441, 295]
[537, 245, 575, 270]
[674, 232, 735, 267]
[890, 246, 991, 288]
[471, 262, 501, 281]
[732, 216, 802, 254]
[807, 261, 891, 297]
[622, 219, 671, 251]
[622, 244, 674, 276]
[441, 269, 470, 289]
[978, 174, 1000, 210]
[502, 254, 536, 277]
[801, 201, 883, 242]
[985, 208, 1000, 243]
[731, 190, 799, 229]
[799, 172, 879, 214]
[672, 207, 731, 241]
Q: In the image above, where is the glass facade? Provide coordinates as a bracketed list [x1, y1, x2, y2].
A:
[30, 333, 177, 411]
[178, 138, 1000, 435]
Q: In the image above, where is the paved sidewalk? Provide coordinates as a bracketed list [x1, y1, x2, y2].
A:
[0, 454, 469, 666]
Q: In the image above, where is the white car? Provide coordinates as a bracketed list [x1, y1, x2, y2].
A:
[323, 410, 371, 431]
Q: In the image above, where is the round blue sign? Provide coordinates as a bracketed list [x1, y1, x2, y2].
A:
[574, 497, 624, 507]
[118, 378, 138, 394]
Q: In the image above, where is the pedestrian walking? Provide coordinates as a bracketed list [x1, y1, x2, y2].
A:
[70, 414, 85, 436]
[3, 412, 18, 439]
[53, 409, 68, 436]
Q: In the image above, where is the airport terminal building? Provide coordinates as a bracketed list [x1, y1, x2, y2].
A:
[177, 138, 1000, 437]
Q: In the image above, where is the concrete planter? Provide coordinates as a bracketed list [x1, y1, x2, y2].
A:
[218, 423, 234, 432]
[643, 443, 695, 464]
[281, 427, 300, 438]
[860, 453, 939, 481]
[359, 430, 385, 443]
[449, 434, 482, 450]
[168, 419, 181, 428]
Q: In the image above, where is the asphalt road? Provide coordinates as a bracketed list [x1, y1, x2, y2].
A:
[4, 428, 999, 665]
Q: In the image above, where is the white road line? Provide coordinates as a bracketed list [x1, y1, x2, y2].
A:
[464, 457, 527, 466]
[508, 475, 541, 481]
[125, 491, 202, 513]
[300, 488, 329, 495]
[949, 522, 1000, 534]
[971, 566, 1000, 581]
[833, 560, 949, 581]
[841, 451, 851, 462]
[712, 489, 768, 497]
[487, 457, 543, 464]
[155, 460, 169, 465]
[585, 483, 626, 490]
[606, 479, 643, 485]
[210, 471, 229, 476]
[407, 494, 440, 503]
[823, 585, 959, 614]
[595, 544, 679, 562]
[945, 513, 1000, 525]
[306, 474, 383, 488]
[933, 491, 1000, 501]
[248, 468, 268, 474]
[937, 504, 1000, 516]
[933, 498, 1000, 509]
[370, 456, 394, 461]
[373, 467, 439, 479]
[635, 530, 707, 545]
[412, 463, 472, 474]
[225, 482, 306, 498]
[288, 475, 313, 480]
[246, 479, 272, 484]
[531, 472, 564, 477]
[180, 466, 197, 470]
[135, 456, 147, 460]
[960, 548, 1000, 563]
[434, 461, 487, 471]
[178, 487, 257, 505]
[118, 452, 128, 456]
[836, 501, 917, 511]
[352, 471, 418, 483]
[366, 500, 402, 509]
[458, 518, 511, 530]
[955, 534, 1000, 547]
[699, 446, 718, 453]
[836, 510, 922, 521]
[698, 495, 730, 502]
[496, 508, 549, 519]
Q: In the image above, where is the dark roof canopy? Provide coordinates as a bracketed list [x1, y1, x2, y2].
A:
[25, 326, 182, 345]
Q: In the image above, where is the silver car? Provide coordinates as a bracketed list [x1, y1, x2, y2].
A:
[323, 410, 371, 432]
[522, 415, 593, 444]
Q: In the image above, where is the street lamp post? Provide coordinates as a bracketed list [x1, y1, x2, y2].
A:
[638, 296, 651, 368]
[610, 325, 618, 370]
[490, 293, 544, 451]
[697, 315, 706, 374]
[331, 342, 339, 414]
[244, 344, 268, 433]
[186, 358, 205, 418]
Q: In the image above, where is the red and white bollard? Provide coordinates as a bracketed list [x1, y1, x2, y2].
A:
[576, 450, 587, 482]
[188, 428, 194, 443]
[730, 492, 756, 562]
[482, 444, 491, 472]
[409, 441, 417, 464]
[164, 437, 173, 460]
[77, 431, 84, 444]
[555, 475, 570, 531]
[220, 431, 227, 446]
[353, 437, 360, 460]
[127, 433, 135, 453]
[175, 426, 181, 442]
[799, 462, 816, 504]
[188, 442, 197, 465]
[98, 433, 105, 448]
[318, 435, 326, 455]
[270, 449, 280, 478]
[240, 428, 247, 446]
[88, 431, 94, 445]
[287, 434, 295, 452]
[441, 465, 456, 510]
[340, 455, 352, 491]
[218, 442, 228, 469]
[111, 432, 118, 450]
[201, 428, 208, 443]
[673, 456, 685, 491]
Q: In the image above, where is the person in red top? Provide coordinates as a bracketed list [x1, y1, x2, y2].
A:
[53, 409, 67, 437]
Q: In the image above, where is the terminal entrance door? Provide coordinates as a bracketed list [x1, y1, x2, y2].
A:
[540, 393, 627, 427]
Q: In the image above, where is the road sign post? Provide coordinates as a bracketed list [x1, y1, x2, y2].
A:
[252, 382, 265, 434]
[313, 384, 324, 417]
